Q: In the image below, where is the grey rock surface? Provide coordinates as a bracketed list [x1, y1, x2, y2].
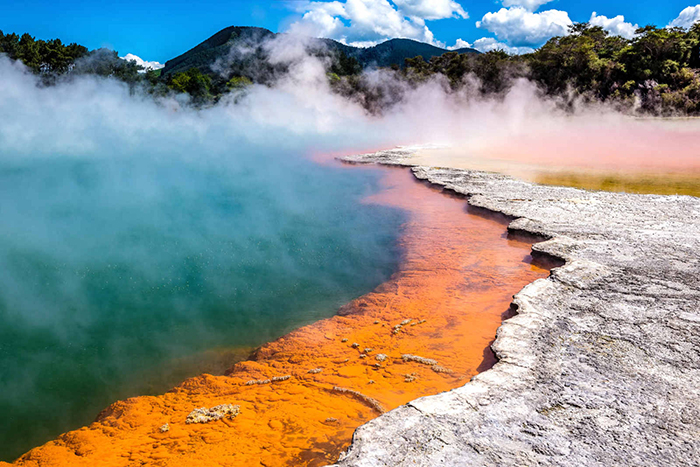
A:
[333, 148, 700, 466]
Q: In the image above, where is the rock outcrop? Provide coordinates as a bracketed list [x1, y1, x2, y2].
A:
[335, 148, 700, 467]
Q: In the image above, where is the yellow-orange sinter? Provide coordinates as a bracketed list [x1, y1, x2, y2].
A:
[7, 165, 551, 467]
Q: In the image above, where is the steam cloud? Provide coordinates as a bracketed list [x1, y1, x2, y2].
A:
[3, 32, 698, 169]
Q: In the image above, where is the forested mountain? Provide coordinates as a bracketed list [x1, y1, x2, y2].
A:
[160, 27, 276, 77]
[160, 26, 479, 78]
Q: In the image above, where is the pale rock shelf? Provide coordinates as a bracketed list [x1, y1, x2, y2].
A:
[331, 147, 700, 467]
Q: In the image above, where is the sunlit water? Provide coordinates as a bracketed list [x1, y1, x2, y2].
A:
[0, 152, 405, 461]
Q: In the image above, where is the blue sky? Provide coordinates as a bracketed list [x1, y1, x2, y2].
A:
[2, 1, 700, 63]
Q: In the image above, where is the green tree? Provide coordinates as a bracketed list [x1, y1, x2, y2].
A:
[167, 68, 213, 102]
[226, 75, 253, 90]
[72, 48, 142, 83]
[528, 23, 627, 100]
[329, 51, 361, 76]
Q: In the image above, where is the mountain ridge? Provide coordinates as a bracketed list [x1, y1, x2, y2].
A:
[161, 26, 480, 78]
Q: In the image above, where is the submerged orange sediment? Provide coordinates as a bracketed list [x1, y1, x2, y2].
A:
[7, 166, 551, 467]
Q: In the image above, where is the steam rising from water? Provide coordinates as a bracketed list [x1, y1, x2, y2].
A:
[1, 43, 412, 460]
[1, 33, 699, 460]
[3, 30, 700, 165]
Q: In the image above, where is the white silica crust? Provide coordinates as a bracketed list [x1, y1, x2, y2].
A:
[331, 148, 700, 467]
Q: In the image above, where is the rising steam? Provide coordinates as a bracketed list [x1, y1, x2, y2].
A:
[3, 32, 699, 168]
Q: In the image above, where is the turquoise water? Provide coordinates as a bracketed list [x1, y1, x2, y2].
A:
[0, 153, 404, 461]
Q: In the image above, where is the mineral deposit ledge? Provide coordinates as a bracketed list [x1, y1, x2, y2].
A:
[331, 147, 700, 467]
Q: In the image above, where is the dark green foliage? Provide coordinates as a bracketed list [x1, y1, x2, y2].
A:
[0, 30, 144, 87]
[422, 50, 527, 94]
[72, 48, 143, 83]
[403, 55, 431, 83]
[473, 51, 527, 94]
[0, 30, 175, 98]
[396, 22, 700, 115]
[350, 38, 479, 69]
[4, 23, 700, 114]
[329, 51, 362, 76]
[167, 68, 213, 101]
[0, 30, 88, 74]
[226, 75, 253, 90]
[330, 69, 408, 115]
[0, 26, 478, 107]
[528, 24, 627, 99]
[530, 23, 700, 113]
[160, 26, 276, 78]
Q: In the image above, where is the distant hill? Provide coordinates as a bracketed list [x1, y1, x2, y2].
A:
[348, 38, 477, 69]
[161, 27, 275, 78]
[161, 26, 479, 78]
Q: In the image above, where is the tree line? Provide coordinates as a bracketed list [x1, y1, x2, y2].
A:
[391, 22, 700, 115]
[3, 23, 700, 114]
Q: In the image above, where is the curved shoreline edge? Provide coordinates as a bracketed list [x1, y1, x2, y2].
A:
[333, 148, 700, 466]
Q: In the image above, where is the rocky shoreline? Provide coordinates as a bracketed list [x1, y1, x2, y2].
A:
[333, 148, 700, 466]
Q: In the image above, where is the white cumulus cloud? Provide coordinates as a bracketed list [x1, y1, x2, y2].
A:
[287, 1, 348, 41]
[447, 37, 533, 54]
[477, 7, 572, 47]
[589, 12, 639, 39]
[447, 38, 472, 50]
[472, 37, 534, 54]
[392, 0, 468, 20]
[501, 0, 554, 12]
[287, 0, 469, 47]
[120, 53, 164, 71]
[668, 5, 700, 29]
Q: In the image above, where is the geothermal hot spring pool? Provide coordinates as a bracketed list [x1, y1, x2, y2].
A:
[0, 143, 555, 465]
[6, 117, 697, 465]
[3, 48, 699, 466]
[0, 152, 409, 460]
